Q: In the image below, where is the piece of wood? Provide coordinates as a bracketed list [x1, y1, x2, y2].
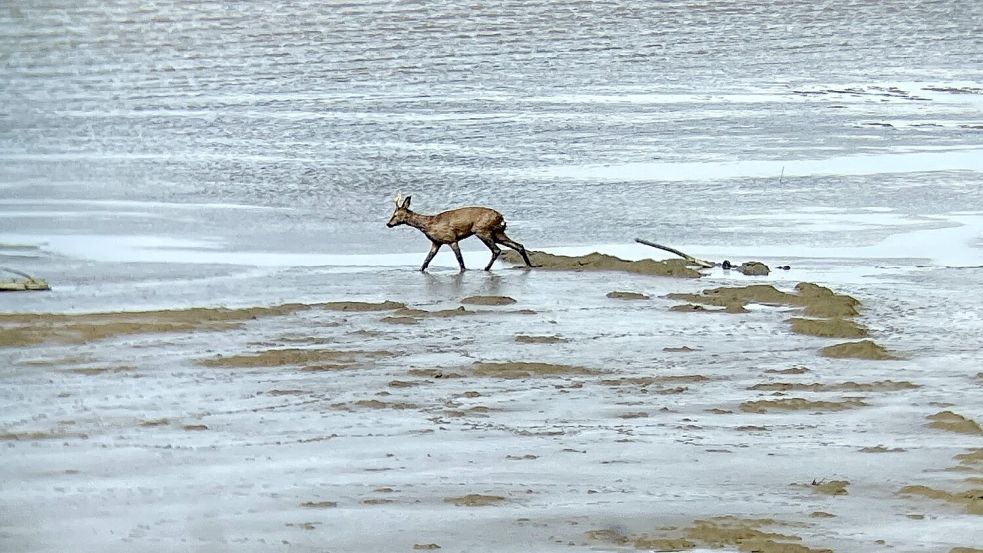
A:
[634, 238, 715, 268]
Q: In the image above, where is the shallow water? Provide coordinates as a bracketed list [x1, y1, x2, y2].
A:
[1, 2, 983, 552]
[2, 1, 983, 256]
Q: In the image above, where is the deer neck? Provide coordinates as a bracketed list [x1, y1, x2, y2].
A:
[404, 211, 437, 234]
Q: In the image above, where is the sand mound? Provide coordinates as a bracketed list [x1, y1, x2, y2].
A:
[470, 361, 597, 378]
[300, 501, 337, 509]
[588, 517, 832, 553]
[749, 380, 917, 392]
[899, 485, 983, 515]
[501, 250, 702, 278]
[632, 537, 696, 550]
[955, 449, 983, 467]
[740, 398, 867, 413]
[736, 261, 770, 276]
[670, 303, 711, 312]
[820, 340, 897, 360]
[811, 480, 850, 496]
[927, 411, 983, 435]
[668, 283, 860, 318]
[382, 316, 419, 325]
[427, 306, 473, 317]
[321, 300, 406, 311]
[0, 430, 90, 441]
[788, 317, 869, 338]
[444, 494, 506, 506]
[198, 348, 391, 369]
[606, 291, 650, 300]
[461, 295, 517, 306]
[0, 300, 406, 348]
[386, 306, 474, 320]
[406, 368, 464, 379]
[514, 335, 567, 344]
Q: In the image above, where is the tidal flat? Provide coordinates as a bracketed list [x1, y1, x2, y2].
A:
[2, 1, 982, 550]
[2, 250, 982, 553]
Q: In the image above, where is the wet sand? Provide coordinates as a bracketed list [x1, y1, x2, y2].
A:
[2, 252, 982, 553]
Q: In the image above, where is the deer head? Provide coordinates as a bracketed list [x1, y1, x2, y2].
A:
[387, 192, 412, 227]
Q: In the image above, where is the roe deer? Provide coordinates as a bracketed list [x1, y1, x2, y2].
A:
[386, 193, 534, 272]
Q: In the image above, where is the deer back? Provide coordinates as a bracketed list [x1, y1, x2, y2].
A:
[425, 206, 504, 243]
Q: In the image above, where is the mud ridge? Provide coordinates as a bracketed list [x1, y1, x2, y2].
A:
[502, 250, 702, 278]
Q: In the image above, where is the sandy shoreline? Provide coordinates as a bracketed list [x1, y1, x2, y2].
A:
[2, 252, 981, 552]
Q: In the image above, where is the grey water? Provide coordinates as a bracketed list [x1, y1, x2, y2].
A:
[1, 0, 982, 257]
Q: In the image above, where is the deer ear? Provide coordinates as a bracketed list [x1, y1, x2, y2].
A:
[401, 196, 412, 209]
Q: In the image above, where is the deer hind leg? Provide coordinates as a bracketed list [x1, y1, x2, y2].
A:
[494, 230, 534, 267]
[420, 242, 441, 272]
[476, 233, 502, 271]
[449, 242, 466, 272]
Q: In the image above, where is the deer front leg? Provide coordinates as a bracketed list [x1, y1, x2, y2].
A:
[420, 242, 441, 272]
[449, 242, 466, 272]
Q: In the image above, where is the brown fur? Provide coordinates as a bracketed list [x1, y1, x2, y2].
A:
[386, 195, 534, 272]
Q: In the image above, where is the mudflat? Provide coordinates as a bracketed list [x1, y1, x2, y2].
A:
[2, 264, 981, 552]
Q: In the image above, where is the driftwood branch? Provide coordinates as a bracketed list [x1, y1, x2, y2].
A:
[634, 238, 715, 268]
[1, 266, 34, 280]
